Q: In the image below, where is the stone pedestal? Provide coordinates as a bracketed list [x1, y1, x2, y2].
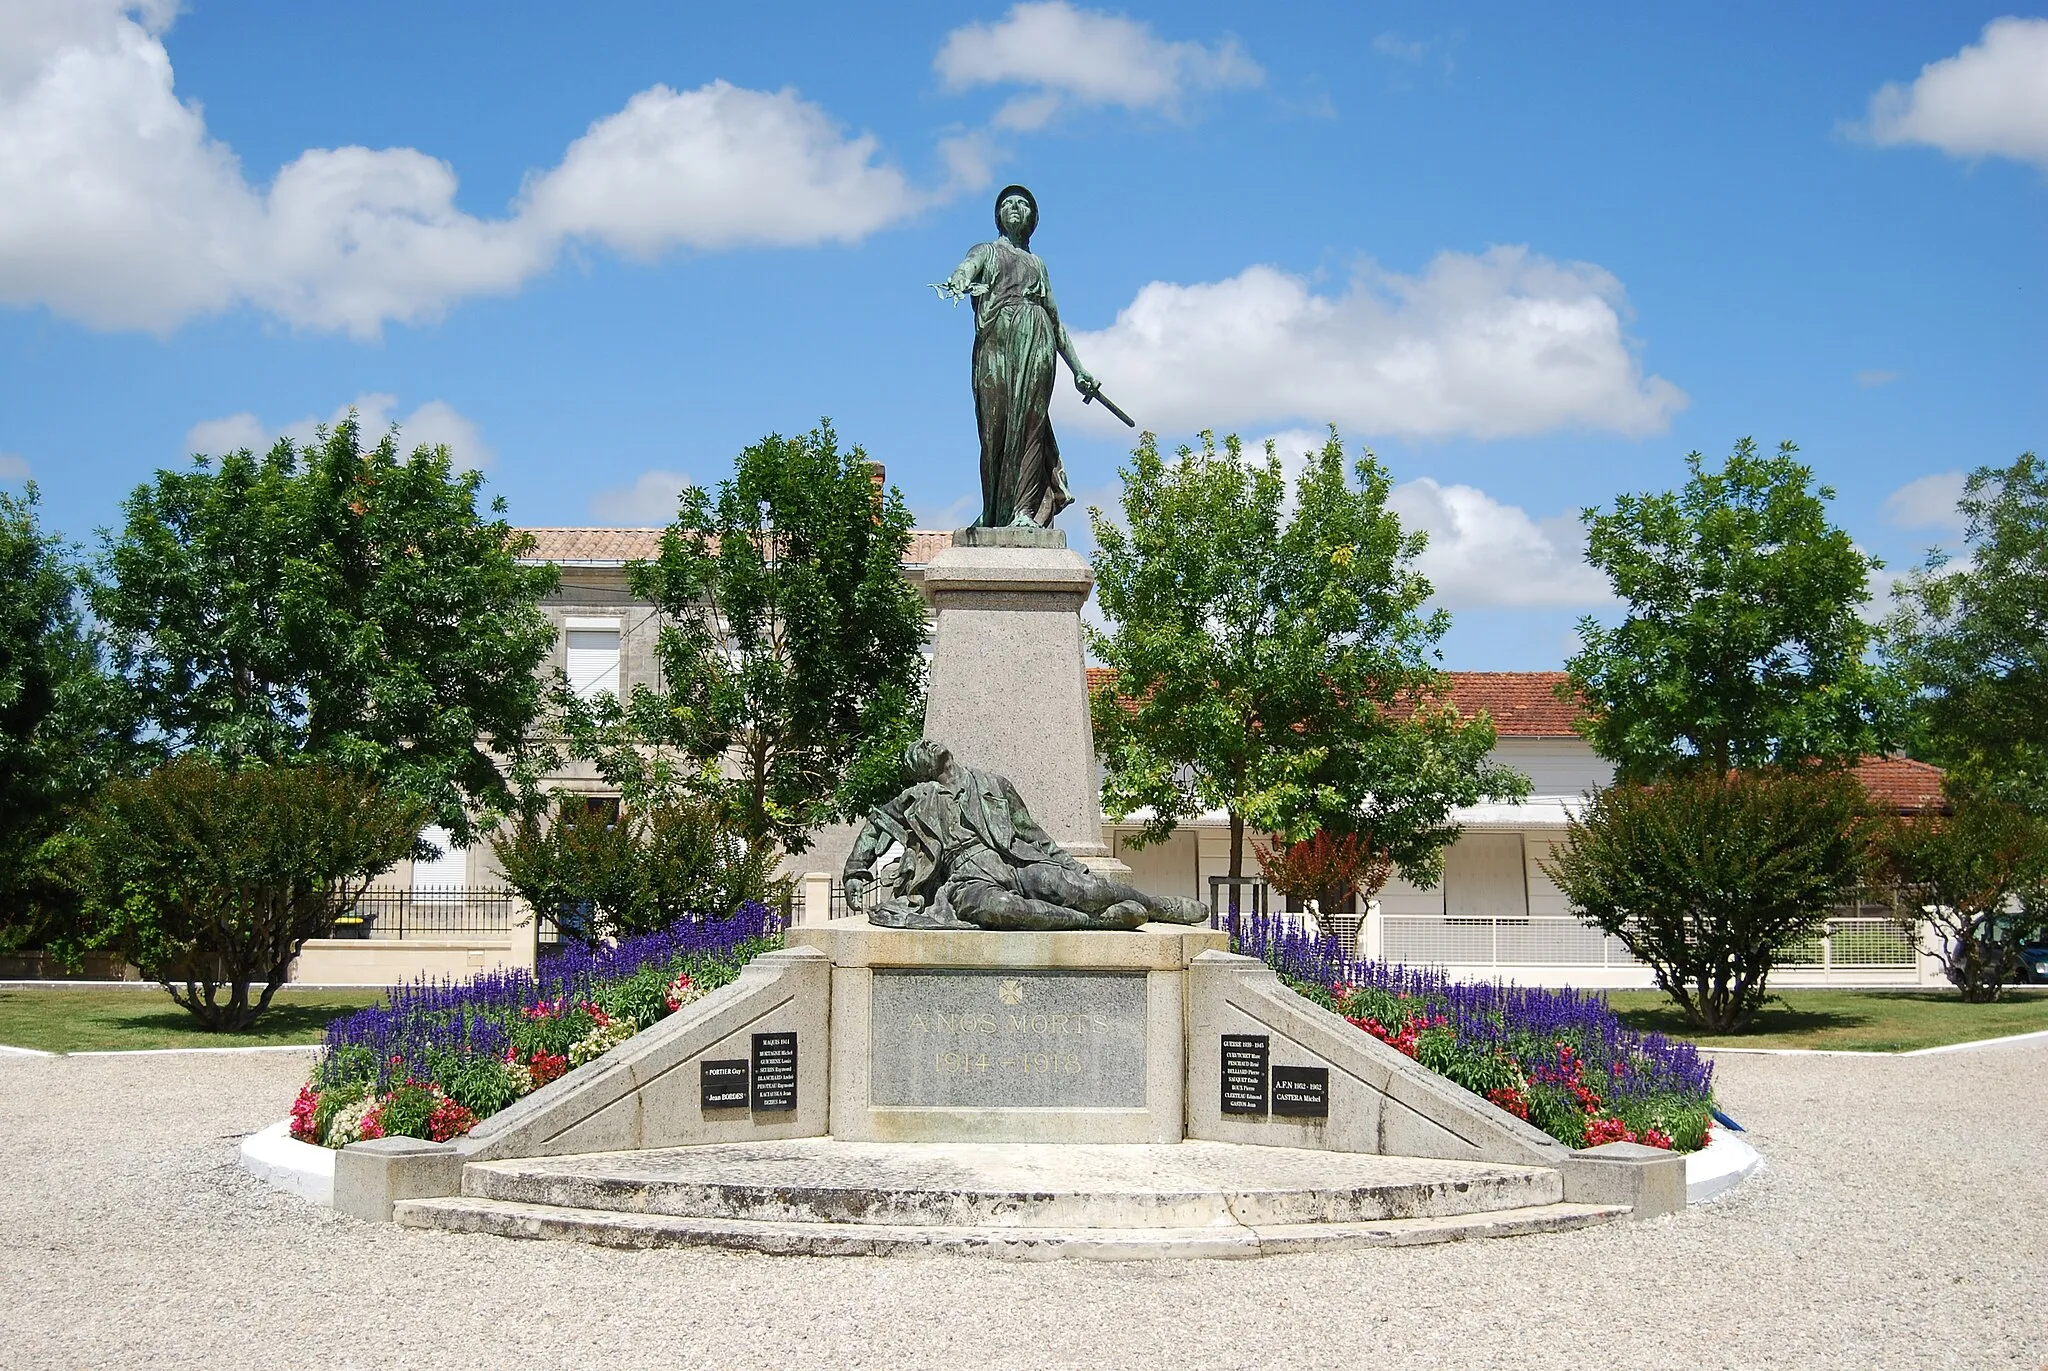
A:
[792, 917, 1226, 1144]
[921, 527, 1120, 867]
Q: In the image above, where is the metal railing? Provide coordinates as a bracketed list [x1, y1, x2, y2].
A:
[1378, 913, 1919, 974]
[332, 888, 518, 940]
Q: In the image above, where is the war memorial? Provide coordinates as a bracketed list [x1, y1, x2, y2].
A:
[264, 186, 1713, 1258]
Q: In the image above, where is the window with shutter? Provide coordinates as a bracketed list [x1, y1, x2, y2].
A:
[412, 824, 467, 895]
[1443, 833, 1529, 923]
[565, 628, 621, 699]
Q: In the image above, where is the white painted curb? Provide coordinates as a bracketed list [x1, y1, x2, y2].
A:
[239, 1119, 334, 1207]
[1686, 1129, 1761, 1204]
[0, 1044, 55, 1057]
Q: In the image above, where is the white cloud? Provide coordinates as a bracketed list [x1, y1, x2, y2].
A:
[1387, 477, 1612, 609]
[182, 412, 268, 455]
[185, 393, 494, 471]
[935, 2, 1261, 130]
[1372, 33, 1428, 64]
[1059, 248, 1687, 440]
[1861, 17, 2048, 169]
[911, 492, 978, 530]
[589, 469, 693, 525]
[519, 82, 926, 256]
[0, 3, 939, 337]
[1884, 470, 1968, 533]
[0, 452, 29, 479]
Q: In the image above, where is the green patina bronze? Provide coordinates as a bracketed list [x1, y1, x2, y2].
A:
[843, 740, 1209, 931]
[933, 184, 1116, 530]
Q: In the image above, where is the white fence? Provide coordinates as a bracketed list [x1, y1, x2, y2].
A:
[1379, 914, 1920, 982]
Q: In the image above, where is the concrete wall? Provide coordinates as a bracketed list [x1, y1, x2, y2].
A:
[291, 935, 532, 985]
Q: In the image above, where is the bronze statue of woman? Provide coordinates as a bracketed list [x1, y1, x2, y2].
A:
[934, 185, 1101, 529]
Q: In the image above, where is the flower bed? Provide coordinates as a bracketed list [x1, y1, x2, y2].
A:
[1229, 912, 1716, 1151]
[289, 902, 781, 1148]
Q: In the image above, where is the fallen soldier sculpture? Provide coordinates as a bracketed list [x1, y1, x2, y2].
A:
[842, 739, 1210, 931]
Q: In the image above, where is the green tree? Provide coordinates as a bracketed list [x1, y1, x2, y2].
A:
[1088, 429, 1525, 894]
[93, 415, 560, 840]
[0, 485, 135, 953]
[1886, 453, 2048, 811]
[490, 793, 780, 944]
[561, 421, 927, 855]
[1566, 438, 1898, 780]
[1872, 786, 2048, 1002]
[1544, 768, 1871, 1032]
[70, 757, 422, 1030]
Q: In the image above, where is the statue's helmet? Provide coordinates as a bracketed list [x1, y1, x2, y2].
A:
[994, 184, 1038, 239]
[904, 738, 952, 781]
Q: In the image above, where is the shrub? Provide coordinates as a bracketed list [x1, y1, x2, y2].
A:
[69, 757, 422, 1030]
[491, 792, 782, 945]
[1231, 911, 1716, 1152]
[1873, 787, 2048, 1002]
[292, 902, 779, 1145]
[1543, 768, 1870, 1033]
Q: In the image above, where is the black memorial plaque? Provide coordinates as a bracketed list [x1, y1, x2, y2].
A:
[751, 1031, 798, 1113]
[700, 1059, 749, 1111]
[1220, 1033, 1269, 1115]
[1271, 1065, 1330, 1118]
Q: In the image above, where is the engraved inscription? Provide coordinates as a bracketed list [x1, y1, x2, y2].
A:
[1220, 1034, 1269, 1115]
[700, 1058, 748, 1111]
[751, 1032, 798, 1112]
[1271, 1064, 1329, 1118]
[871, 970, 1147, 1108]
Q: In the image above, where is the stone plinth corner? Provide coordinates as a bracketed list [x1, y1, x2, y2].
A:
[333, 1136, 461, 1222]
[1562, 1141, 1688, 1218]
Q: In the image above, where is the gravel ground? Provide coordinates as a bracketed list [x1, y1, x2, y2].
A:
[1, 1044, 2043, 1371]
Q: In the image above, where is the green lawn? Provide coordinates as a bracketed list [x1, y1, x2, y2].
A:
[1606, 988, 2048, 1052]
[0, 986, 382, 1054]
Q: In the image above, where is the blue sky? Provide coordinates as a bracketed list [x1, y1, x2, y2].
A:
[1, 1, 2042, 668]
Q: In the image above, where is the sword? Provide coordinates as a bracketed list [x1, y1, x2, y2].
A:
[1083, 386, 1136, 428]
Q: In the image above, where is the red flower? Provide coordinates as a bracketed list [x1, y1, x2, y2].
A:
[288, 1084, 319, 1143]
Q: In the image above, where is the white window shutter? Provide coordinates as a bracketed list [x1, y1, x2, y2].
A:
[412, 824, 467, 893]
[566, 629, 621, 700]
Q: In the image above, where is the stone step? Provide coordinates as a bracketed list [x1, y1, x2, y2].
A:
[394, 1194, 1630, 1259]
[460, 1139, 1564, 1229]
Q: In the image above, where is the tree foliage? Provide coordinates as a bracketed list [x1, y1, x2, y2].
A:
[0, 485, 135, 951]
[560, 422, 927, 855]
[1885, 452, 2048, 811]
[490, 793, 782, 945]
[1088, 429, 1526, 886]
[68, 757, 422, 1031]
[1543, 769, 1871, 1033]
[92, 415, 560, 840]
[1567, 438, 1899, 781]
[1872, 787, 2048, 1002]
[1251, 830, 1392, 913]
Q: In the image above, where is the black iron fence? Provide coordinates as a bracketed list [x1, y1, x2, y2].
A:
[331, 889, 519, 940]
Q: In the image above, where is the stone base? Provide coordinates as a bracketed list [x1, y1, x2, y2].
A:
[395, 1138, 1628, 1258]
[791, 917, 1223, 1144]
[920, 541, 1110, 858]
[950, 525, 1068, 549]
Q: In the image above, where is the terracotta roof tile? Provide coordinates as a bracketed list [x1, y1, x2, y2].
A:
[1083, 667, 1586, 736]
[516, 528, 666, 563]
[1852, 756, 1948, 815]
[517, 527, 955, 566]
[1435, 671, 1584, 737]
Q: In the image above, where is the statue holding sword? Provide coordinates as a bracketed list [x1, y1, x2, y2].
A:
[932, 184, 1134, 529]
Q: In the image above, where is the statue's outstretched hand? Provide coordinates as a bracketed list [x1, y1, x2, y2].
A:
[1073, 370, 1100, 397]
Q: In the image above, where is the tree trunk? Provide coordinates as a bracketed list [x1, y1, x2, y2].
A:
[1227, 810, 1245, 915]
